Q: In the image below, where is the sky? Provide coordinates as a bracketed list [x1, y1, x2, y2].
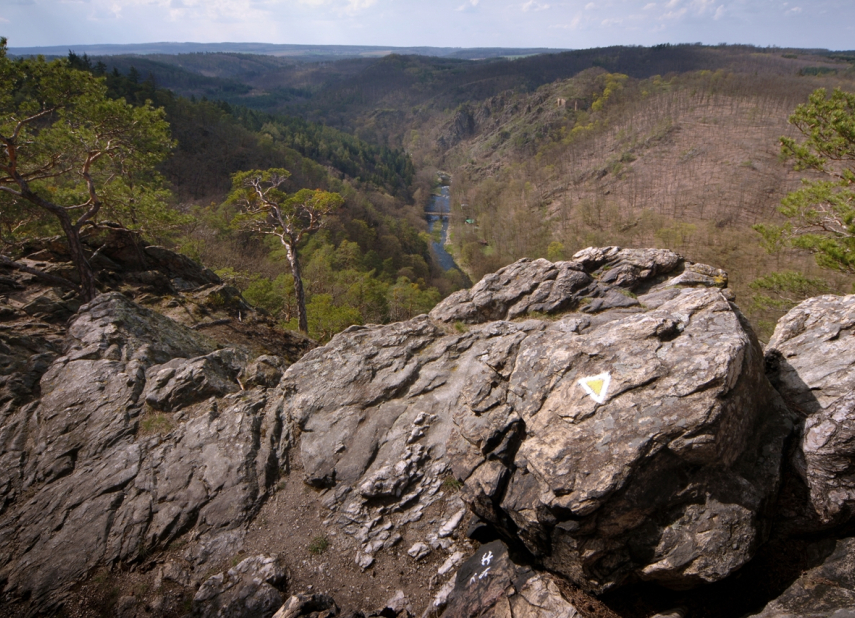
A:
[2, 0, 854, 51]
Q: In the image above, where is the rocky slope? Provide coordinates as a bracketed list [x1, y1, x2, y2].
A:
[2, 243, 855, 618]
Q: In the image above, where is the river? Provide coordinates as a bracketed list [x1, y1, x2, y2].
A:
[426, 185, 460, 272]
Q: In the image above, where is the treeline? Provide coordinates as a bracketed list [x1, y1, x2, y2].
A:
[228, 107, 415, 199]
[68, 52, 414, 200]
[63, 52, 458, 341]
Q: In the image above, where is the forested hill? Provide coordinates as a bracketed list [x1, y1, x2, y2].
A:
[10, 42, 566, 60]
[21, 44, 855, 342]
[79, 45, 851, 128]
[53, 52, 459, 343]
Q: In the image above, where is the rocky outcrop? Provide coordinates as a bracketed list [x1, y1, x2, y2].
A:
[0, 293, 288, 612]
[9, 244, 855, 618]
[767, 295, 855, 526]
[438, 105, 476, 149]
[283, 248, 791, 594]
[5, 229, 314, 362]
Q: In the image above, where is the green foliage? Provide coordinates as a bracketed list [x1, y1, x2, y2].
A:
[226, 167, 344, 333]
[388, 276, 441, 323]
[308, 535, 330, 555]
[139, 412, 175, 435]
[1, 39, 184, 298]
[243, 273, 296, 319]
[547, 241, 566, 261]
[750, 270, 830, 307]
[748, 270, 833, 340]
[799, 67, 838, 77]
[0, 44, 180, 236]
[441, 476, 463, 492]
[247, 114, 415, 198]
[756, 88, 855, 272]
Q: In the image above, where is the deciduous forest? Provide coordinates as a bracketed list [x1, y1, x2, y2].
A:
[5, 42, 855, 340]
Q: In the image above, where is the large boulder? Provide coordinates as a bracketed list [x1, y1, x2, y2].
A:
[766, 295, 855, 525]
[282, 248, 791, 594]
[0, 293, 287, 612]
[749, 537, 855, 617]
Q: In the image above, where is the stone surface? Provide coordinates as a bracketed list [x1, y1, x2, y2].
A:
[767, 295, 855, 525]
[766, 295, 855, 416]
[282, 248, 791, 593]
[440, 540, 580, 618]
[749, 537, 855, 617]
[143, 347, 249, 412]
[0, 245, 828, 616]
[0, 293, 289, 611]
[194, 554, 287, 618]
[272, 593, 339, 618]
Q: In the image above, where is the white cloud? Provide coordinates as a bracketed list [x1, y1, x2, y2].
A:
[585, 2, 595, 9]
[456, 0, 479, 11]
[80, 0, 275, 21]
[549, 13, 581, 28]
[713, 4, 724, 18]
[691, 0, 715, 13]
[0, 15, 9, 22]
[661, 6, 686, 18]
[345, 0, 377, 14]
[643, 2, 656, 9]
[522, 0, 549, 11]
[785, 5, 802, 15]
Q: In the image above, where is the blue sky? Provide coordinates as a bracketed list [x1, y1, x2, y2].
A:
[2, 0, 853, 50]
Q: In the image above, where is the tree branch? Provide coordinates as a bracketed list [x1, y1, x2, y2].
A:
[11, 107, 59, 141]
[0, 254, 82, 295]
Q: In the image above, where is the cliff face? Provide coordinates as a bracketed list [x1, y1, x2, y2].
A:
[1, 245, 854, 618]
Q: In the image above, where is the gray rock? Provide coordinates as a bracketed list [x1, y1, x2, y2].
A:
[281, 250, 791, 593]
[438, 551, 465, 576]
[749, 538, 855, 617]
[766, 295, 855, 416]
[0, 293, 286, 611]
[355, 552, 375, 570]
[440, 540, 581, 618]
[143, 347, 248, 412]
[272, 593, 339, 618]
[767, 295, 855, 525]
[408, 542, 431, 560]
[241, 355, 286, 389]
[438, 509, 466, 538]
[428, 247, 692, 325]
[383, 590, 411, 617]
[194, 554, 286, 618]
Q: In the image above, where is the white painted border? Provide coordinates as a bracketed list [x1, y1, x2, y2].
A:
[578, 372, 611, 404]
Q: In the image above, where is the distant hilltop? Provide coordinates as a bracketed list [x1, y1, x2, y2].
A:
[7, 41, 570, 60]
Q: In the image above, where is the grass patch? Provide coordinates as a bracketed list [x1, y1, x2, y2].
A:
[441, 476, 463, 492]
[308, 535, 330, 555]
[453, 321, 469, 333]
[139, 412, 175, 436]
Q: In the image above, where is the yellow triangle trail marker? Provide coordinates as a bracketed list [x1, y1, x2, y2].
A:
[578, 372, 611, 404]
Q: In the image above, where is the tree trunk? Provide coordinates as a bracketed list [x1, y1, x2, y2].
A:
[285, 240, 308, 335]
[17, 185, 98, 302]
[57, 215, 98, 302]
